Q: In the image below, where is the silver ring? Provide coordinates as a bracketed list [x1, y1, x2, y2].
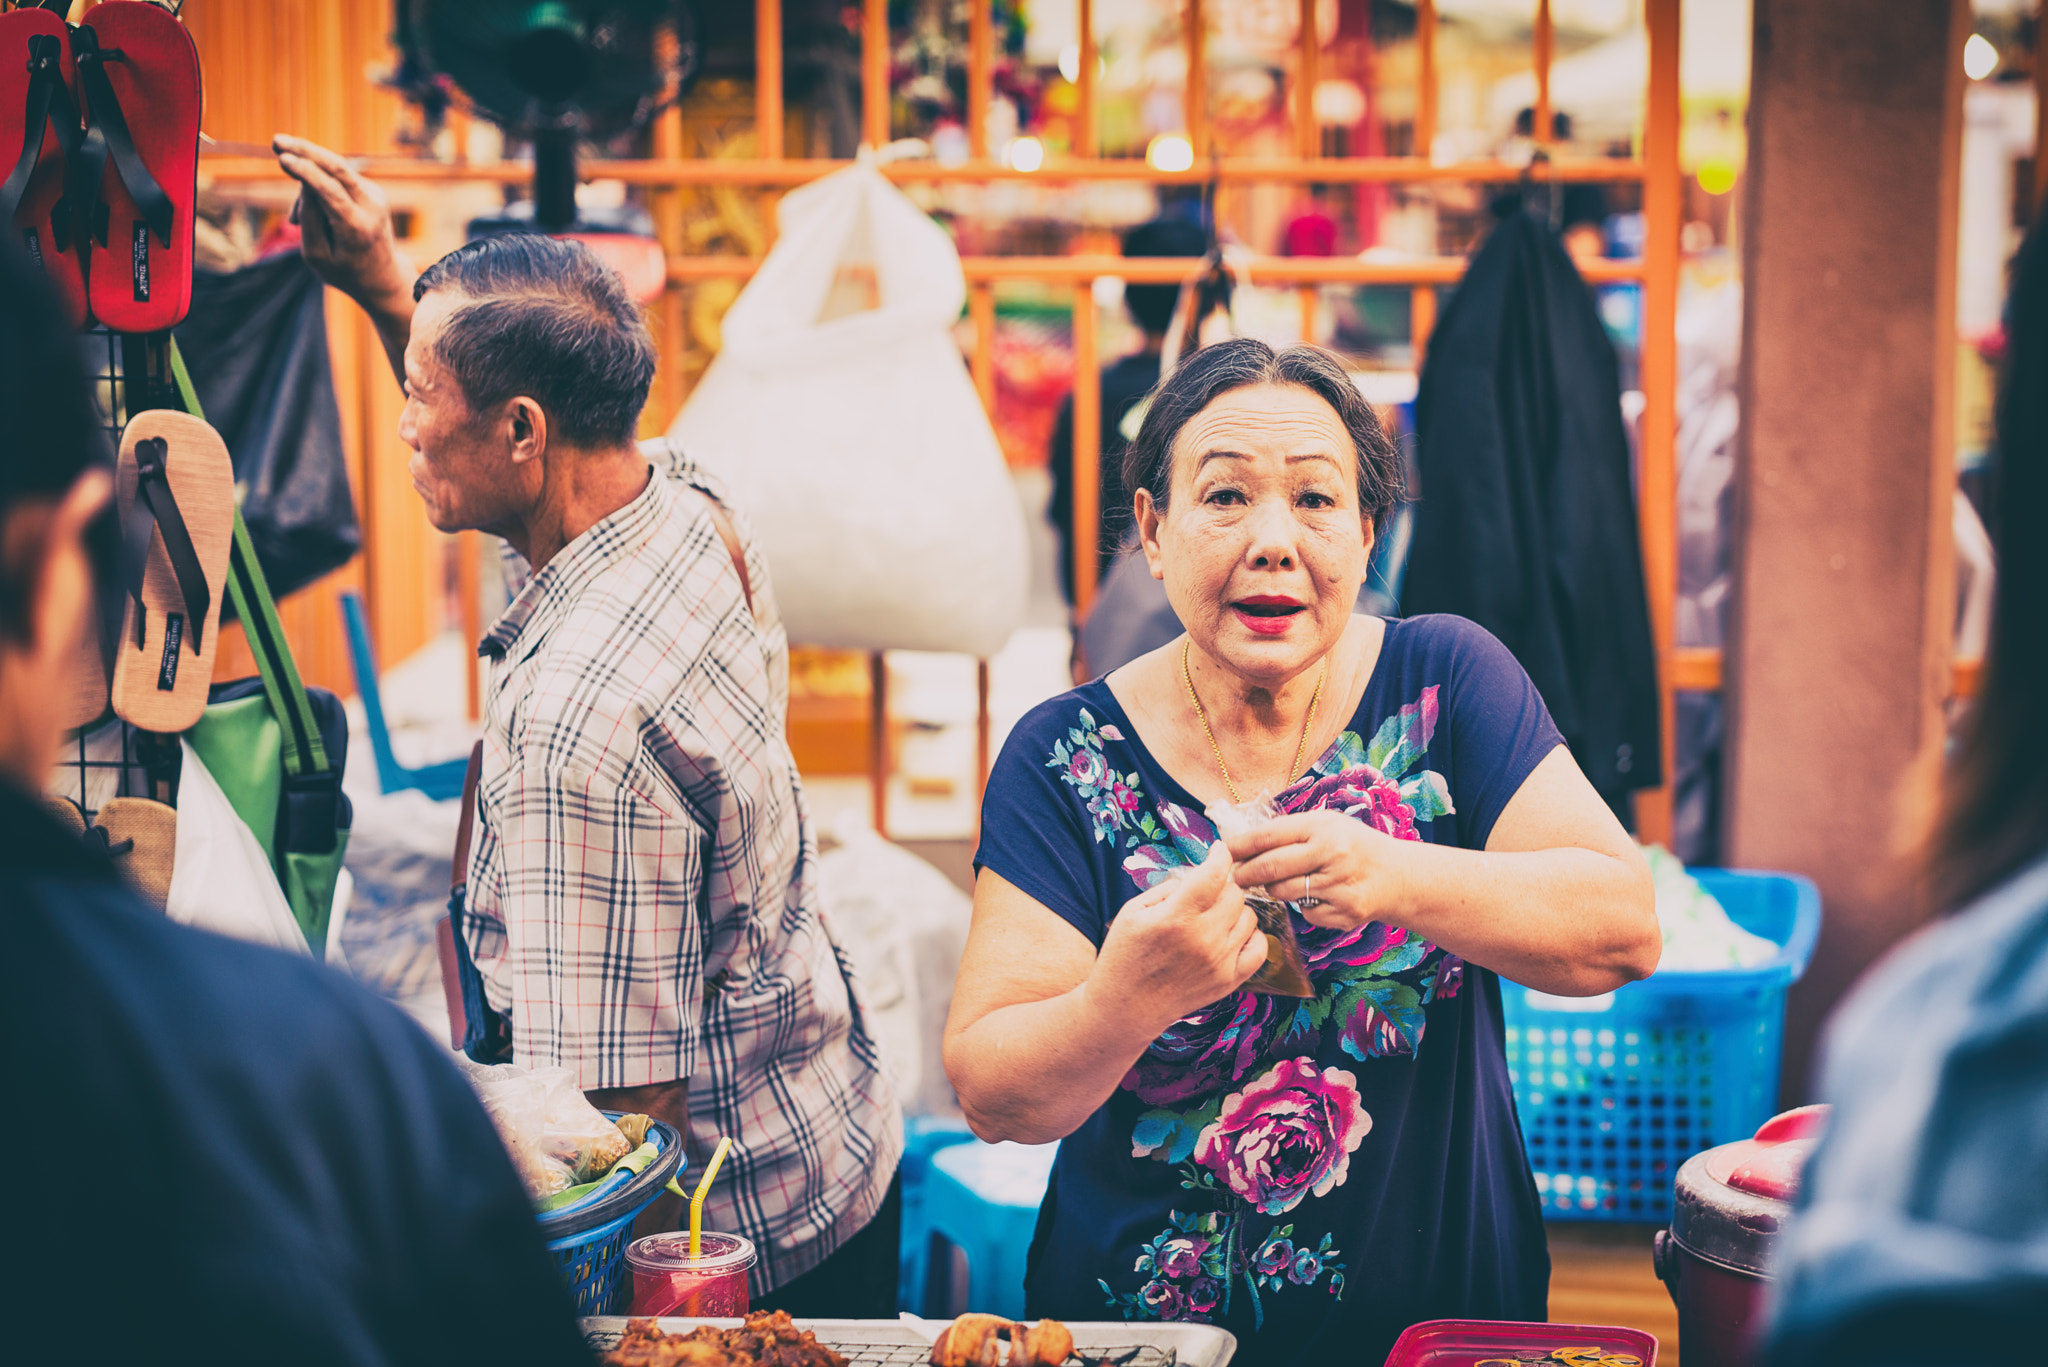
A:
[1301, 872, 1319, 907]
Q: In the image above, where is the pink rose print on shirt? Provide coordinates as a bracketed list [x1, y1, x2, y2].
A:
[1193, 1059, 1372, 1216]
[1282, 765, 1419, 842]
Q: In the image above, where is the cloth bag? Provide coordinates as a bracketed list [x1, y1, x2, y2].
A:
[668, 158, 1028, 657]
[172, 341, 352, 957]
[165, 737, 315, 957]
[173, 252, 359, 602]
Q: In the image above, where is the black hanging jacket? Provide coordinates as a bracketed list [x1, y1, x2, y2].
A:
[1405, 211, 1661, 812]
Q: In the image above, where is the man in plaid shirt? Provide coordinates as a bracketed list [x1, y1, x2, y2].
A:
[281, 138, 901, 1311]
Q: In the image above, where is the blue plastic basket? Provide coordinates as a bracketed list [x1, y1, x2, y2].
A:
[1501, 868, 1821, 1222]
[541, 1116, 686, 1315]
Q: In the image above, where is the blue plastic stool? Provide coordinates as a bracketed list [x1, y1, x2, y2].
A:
[899, 1116, 977, 1313]
[918, 1139, 1057, 1320]
[339, 590, 467, 801]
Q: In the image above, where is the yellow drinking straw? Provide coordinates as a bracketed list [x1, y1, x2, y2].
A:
[688, 1136, 734, 1259]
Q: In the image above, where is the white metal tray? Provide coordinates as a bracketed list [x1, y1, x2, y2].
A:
[580, 1317, 1238, 1367]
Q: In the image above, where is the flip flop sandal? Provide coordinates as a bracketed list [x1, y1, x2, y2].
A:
[96, 794, 176, 909]
[45, 794, 87, 838]
[70, 1, 198, 332]
[61, 622, 111, 730]
[111, 409, 232, 734]
[0, 3, 86, 327]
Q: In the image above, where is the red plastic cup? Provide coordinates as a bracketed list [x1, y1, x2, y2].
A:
[625, 1231, 757, 1318]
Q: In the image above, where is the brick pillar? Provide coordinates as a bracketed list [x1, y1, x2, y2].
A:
[1727, 0, 1967, 1101]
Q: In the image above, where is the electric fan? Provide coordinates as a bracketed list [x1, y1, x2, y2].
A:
[405, 1, 698, 230]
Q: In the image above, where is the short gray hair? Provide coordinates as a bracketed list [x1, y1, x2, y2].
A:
[414, 233, 655, 448]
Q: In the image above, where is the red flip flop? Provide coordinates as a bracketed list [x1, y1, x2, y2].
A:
[0, 4, 87, 327]
[71, 0, 199, 332]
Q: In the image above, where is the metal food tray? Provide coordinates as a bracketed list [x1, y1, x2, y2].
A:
[581, 1317, 1237, 1367]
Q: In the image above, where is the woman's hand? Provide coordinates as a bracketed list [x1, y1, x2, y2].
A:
[1093, 841, 1267, 1035]
[1224, 810, 1417, 933]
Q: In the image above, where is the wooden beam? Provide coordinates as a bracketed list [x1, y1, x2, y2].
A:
[1072, 283, 1101, 612]
[863, 0, 889, 149]
[1671, 647, 1721, 691]
[652, 105, 688, 425]
[1078, 0, 1098, 157]
[1641, 648, 1981, 700]
[1296, 0, 1320, 160]
[1298, 285, 1319, 343]
[1410, 284, 1437, 361]
[756, 0, 783, 160]
[2039, 1, 2048, 213]
[969, 0, 992, 160]
[1417, 0, 1436, 157]
[970, 282, 997, 414]
[458, 530, 480, 721]
[870, 651, 889, 834]
[1633, 0, 1680, 845]
[199, 153, 1650, 187]
[1950, 656, 1983, 699]
[1186, 0, 1207, 156]
[665, 252, 1650, 286]
[1534, 0, 1554, 145]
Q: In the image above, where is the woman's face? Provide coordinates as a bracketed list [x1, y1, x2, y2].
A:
[1138, 382, 1373, 685]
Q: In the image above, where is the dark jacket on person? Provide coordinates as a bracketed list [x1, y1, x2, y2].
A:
[1048, 349, 1162, 604]
[0, 780, 592, 1366]
[1405, 211, 1662, 812]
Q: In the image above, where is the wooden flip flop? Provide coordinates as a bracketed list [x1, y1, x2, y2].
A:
[96, 794, 175, 909]
[111, 409, 232, 734]
[71, 1, 199, 331]
[62, 619, 111, 730]
[0, 3, 86, 327]
[45, 795, 87, 838]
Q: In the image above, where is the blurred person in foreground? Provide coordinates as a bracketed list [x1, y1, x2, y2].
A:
[1048, 216, 1210, 604]
[1764, 214, 2048, 1360]
[0, 246, 588, 1362]
[272, 135, 901, 1313]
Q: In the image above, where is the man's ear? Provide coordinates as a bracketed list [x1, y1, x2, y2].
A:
[1136, 487, 1166, 582]
[507, 397, 547, 466]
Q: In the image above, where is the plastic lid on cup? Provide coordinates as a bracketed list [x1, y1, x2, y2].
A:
[626, 1230, 758, 1275]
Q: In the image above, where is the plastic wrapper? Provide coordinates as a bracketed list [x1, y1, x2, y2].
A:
[459, 1060, 636, 1200]
[1203, 795, 1315, 997]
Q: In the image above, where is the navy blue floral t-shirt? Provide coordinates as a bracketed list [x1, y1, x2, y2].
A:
[975, 615, 1564, 1366]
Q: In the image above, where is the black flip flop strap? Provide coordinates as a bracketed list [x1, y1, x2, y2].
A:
[121, 437, 212, 653]
[69, 25, 172, 249]
[0, 34, 80, 239]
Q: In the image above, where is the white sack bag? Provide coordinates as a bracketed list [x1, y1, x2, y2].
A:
[166, 738, 311, 958]
[669, 159, 1029, 656]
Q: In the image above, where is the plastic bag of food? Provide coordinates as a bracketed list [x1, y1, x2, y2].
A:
[1204, 795, 1315, 997]
[459, 1060, 633, 1198]
[536, 1068, 633, 1182]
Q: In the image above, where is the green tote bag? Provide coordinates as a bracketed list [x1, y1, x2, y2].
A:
[169, 342, 351, 957]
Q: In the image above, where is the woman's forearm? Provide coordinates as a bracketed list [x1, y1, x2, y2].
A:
[1391, 841, 1659, 995]
[946, 976, 1166, 1146]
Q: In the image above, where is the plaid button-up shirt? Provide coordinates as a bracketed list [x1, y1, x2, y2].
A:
[464, 441, 900, 1290]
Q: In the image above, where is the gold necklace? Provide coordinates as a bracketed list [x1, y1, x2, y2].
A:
[1181, 638, 1327, 805]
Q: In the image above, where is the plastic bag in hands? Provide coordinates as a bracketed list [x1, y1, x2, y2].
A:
[459, 1061, 635, 1200]
[667, 158, 1030, 656]
[1204, 794, 1316, 998]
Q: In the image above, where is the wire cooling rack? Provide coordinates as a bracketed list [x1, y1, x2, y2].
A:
[50, 329, 183, 822]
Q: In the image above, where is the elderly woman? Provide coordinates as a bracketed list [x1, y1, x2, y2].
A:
[947, 339, 1660, 1363]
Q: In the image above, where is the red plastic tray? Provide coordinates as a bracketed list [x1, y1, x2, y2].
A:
[1383, 1319, 1658, 1367]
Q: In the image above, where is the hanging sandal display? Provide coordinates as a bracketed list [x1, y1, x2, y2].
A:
[69, 0, 199, 332]
[0, 2, 85, 326]
[111, 408, 233, 734]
